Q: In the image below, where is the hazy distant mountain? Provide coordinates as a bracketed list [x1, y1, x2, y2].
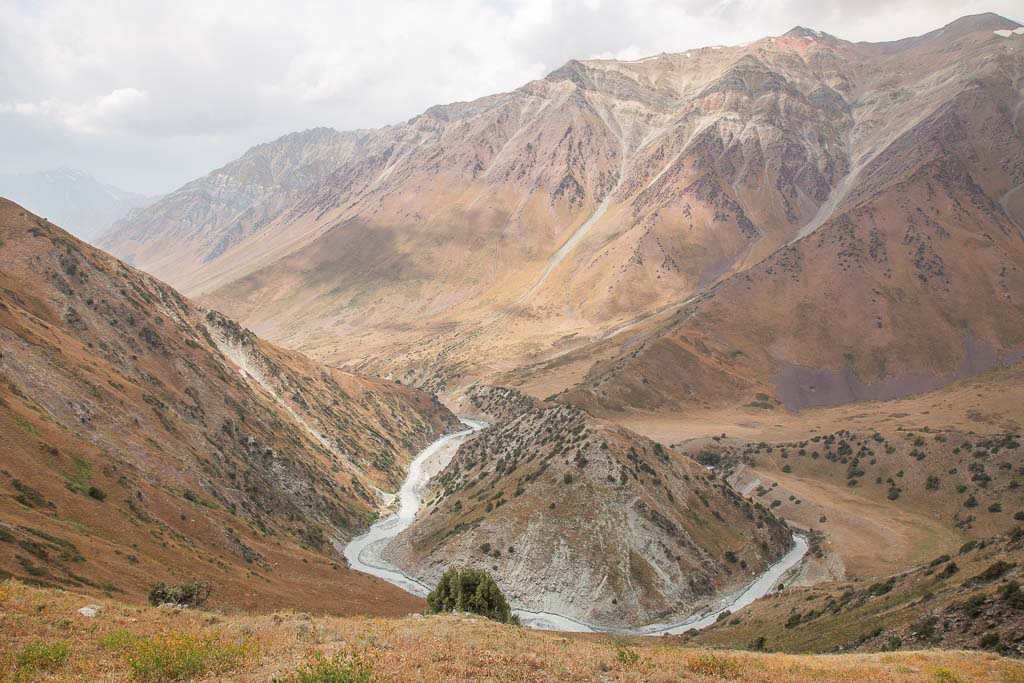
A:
[0, 168, 156, 243]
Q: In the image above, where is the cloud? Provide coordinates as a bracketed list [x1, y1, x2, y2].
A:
[0, 0, 1019, 193]
[3, 88, 149, 134]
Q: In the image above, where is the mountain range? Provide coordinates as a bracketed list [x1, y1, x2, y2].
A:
[96, 14, 1023, 419]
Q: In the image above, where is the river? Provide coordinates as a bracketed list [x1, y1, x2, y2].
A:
[342, 419, 808, 634]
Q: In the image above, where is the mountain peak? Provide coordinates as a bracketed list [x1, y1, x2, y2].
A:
[782, 26, 834, 41]
[934, 12, 1021, 37]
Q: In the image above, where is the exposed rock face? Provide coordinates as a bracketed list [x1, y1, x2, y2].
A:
[0, 198, 459, 609]
[98, 14, 1024, 413]
[386, 386, 792, 629]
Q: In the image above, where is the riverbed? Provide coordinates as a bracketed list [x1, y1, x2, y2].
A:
[342, 419, 808, 634]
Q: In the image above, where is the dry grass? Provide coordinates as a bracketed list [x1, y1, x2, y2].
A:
[2, 579, 1022, 682]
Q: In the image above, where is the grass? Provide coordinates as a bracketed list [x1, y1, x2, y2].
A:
[101, 630, 256, 682]
[14, 417, 38, 436]
[64, 455, 91, 494]
[14, 640, 70, 670]
[272, 651, 377, 683]
[1, 640, 71, 681]
[685, 652, 743, 679]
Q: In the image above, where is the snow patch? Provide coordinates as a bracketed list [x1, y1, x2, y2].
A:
[994, 27, 1024, 37]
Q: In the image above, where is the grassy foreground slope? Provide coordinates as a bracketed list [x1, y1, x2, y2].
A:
[2, 579, 1023, 682]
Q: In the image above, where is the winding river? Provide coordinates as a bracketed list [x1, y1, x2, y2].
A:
[342, 419, 808, 634]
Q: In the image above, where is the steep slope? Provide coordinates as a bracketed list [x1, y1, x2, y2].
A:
[0, 198, 460, 613]
[102, 15, 1024, 416]
[386, 386, 792, 629]
[0, 169, 154, 243]
[563, 24, 1024, 415]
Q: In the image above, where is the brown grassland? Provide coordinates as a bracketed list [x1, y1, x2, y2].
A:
[2, 579, 1023, 682]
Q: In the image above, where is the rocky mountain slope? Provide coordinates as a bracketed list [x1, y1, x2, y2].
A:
[100, 14, 1024, 417]
[0, 198, 460, 613]
[0, 169, 154, 243]
[687, 527, 1024, 658]
[386, 386, 792, 629]
[96, 127, 382, 283]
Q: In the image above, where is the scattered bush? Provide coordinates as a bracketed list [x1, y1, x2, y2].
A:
[1002, 581, 1024, 609]
[426, 568, 518, 624]
[973, 561, 1014, 584]
[148, 580, 214, 608]
[979, 632, 1000, 650]
[87, 486, 107, 501]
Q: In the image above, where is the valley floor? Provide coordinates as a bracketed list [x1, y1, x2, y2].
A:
[1, 580, 1022, 682]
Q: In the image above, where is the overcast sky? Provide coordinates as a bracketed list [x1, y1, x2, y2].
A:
[1, 0, 1020, 194]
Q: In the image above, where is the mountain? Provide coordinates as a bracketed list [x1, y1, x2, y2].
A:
[0, 169, 155, 243]
[98, 14, 1024, 421]
[0, 198, 460, 614]
[386, 386, 792, 629]
[96, 128, 385, 279]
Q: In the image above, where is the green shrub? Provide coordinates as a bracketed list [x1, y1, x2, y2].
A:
[1001, 581, 1024, 609]
[272, 651, 376, 683]
[613, 641, 639, 666]
[973, 561, 1014, 583]
[87, 486, 106, 501]
[979, 632, 1000, 649]
[426, 567, 518, 624]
